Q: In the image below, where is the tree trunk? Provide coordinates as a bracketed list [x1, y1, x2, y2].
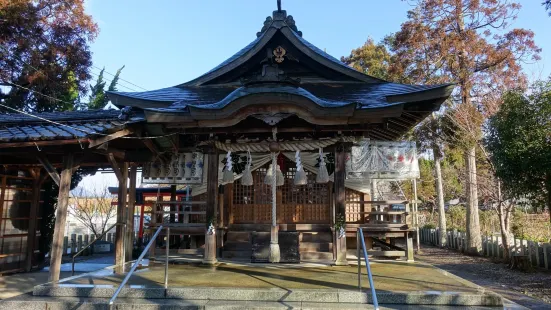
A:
[465, 146, 482, 254]
[434, 151, 447, 247]
[547, 173, 551, 225]
[496, 179, 513, 261]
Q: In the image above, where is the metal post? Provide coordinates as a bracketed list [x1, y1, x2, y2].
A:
[357, 229, 361, 290]
[359, 228, 379, 310]
[165, 227, 170, 289]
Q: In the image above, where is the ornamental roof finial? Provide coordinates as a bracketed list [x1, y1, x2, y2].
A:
[277, 0, 281, 12]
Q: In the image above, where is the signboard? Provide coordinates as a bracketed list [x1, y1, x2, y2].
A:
[346, 140, 419, 180]
[93, 241, 112, 253]
[142, 152, 204, 184]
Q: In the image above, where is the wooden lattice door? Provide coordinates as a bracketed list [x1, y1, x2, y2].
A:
[232, 158, 330, 224]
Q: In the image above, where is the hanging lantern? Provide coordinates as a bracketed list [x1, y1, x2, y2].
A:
[276, 164, 284, 186]
[294, 150, 307, 185]
[241, 150, 253, 186]
[222, 151, 234, 184]
[316, 148, 329, 183]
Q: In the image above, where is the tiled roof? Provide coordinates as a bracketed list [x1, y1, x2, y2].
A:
[0, 109, 143, 142]
[109, 82, 453, 111]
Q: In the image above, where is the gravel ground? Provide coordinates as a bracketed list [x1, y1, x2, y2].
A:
[416, 246, 551, 309]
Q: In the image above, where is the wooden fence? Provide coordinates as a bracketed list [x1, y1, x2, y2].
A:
[420, 228, 551, 270]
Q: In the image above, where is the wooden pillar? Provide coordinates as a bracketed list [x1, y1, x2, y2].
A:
[25, 170, 42, 272]
[217, 185, 225, 256]
[405, 231, 414, 262]
[170, 185, 177, 223]
[115, 162, 128, 271]
[334, 146, 348, 266]
[169, 184, 178, 246]
[48, 155, 74, 282]
[226, 183, 234, 225]
[203, 149, 218, 265]
[125, 165, 137, 261]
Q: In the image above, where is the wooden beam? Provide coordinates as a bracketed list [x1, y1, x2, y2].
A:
[0, 139, 89, 149]
[26, 169, 42, 271]
[88, 128, 134, 148]
[142, 139, 162, 159]
[107, 153, 123, 182]
[333, 144, 348, 266]
[48, 154, 74, 282]
[115, 162, 129, 271]
[125, 165, 137, 261]
[202, 148, 218, 264]
[37, 155, 60, 186]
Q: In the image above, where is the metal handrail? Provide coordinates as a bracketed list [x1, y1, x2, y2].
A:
[72, 222, 126, 276]
[357, 228, 379, 310]
[109, 225, 167, 306]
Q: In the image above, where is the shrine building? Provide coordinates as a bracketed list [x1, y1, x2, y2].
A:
[0, 3, 453, 280]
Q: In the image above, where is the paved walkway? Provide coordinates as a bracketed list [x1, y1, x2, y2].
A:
[0, 254, 114, 300]
[416, 245, 551, 310]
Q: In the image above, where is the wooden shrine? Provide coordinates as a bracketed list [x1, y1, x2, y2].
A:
[0, 3, 453, 278]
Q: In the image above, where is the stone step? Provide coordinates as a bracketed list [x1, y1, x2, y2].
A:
[226, 231, 251, 242]
[300, 251, 334, 260]
[28, 286, 503, 306]
[223, 242, 251, 251]
[222, 250, 252, 259]
[299, 242, 333, 252]
[300, 232, 333, 243]
[0, 296, 506, 310]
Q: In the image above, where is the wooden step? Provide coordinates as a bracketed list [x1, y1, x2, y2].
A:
[222, 250, 252, 259]
[226, 231, 251, 242]
[299, 242, 333, 252]
[223, 242, 252, 251]
[299, 232, 333, 242]
[300, 251, 333, 260]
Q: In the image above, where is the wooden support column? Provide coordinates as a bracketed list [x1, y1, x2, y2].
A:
[115, 162, 128, 271]
[202, 149, 218, 265]
[126, 165, 137, 261]
[225, 183, 234, 225]
[48, 155, 74, 282]
[169, 184, 178, 246]
[25, 169, 42, 272]
[334, 145, 348, 266]
[217, 185, 225, 256]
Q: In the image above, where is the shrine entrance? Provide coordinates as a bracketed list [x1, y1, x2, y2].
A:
[231, 157, 331, 225]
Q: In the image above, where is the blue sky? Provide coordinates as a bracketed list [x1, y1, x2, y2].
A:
[79, 0, 550, 190]
[85, 0, 551, 92]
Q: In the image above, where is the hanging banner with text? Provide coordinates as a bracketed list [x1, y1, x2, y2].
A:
[346, 140, 419, 180]
[141, 152, 204, 184]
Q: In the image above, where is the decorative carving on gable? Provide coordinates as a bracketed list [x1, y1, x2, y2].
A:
[273, 46, 286, 63]
[252, 113, 292, 125]
[240, 63, 301, 86]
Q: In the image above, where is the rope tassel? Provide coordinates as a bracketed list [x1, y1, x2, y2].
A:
[222, 151, 234, 184]
[294, 150, 307, 185]
[241, 149, 253, 186]
[316, 148, 329, 183]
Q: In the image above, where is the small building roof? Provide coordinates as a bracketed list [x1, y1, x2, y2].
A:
[0, 109, 143, 143]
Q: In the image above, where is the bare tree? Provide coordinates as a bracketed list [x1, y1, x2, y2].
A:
[69, 188, 117, 239]
[478, 143, 516, 261]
